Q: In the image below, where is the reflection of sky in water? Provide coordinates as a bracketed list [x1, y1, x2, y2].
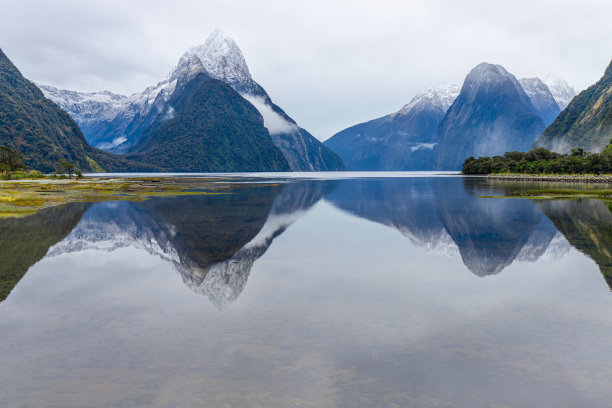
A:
[1, 177, 612, 407]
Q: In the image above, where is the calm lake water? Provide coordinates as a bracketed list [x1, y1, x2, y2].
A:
[2, 174, 612, 407]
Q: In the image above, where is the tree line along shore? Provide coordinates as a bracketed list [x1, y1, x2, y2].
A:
[462, 142, 612, 178]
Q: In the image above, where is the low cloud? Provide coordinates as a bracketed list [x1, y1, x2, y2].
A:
[97, 136, 126, 150]
[242, 94, 297, 135]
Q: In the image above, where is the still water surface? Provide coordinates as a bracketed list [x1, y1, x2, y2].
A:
[1, 174, 612, 407]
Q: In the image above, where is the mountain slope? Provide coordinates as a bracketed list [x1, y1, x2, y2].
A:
[535, 60, 612, 153]
[126, 74, 290, 172]
[435, 63, 546, 170]
[324, 85, 459, 170]
[0, 48, 105, 172]
[40, 30, 344, 171]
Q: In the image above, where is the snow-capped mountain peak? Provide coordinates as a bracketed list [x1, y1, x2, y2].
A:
[173, 29, 252, 85]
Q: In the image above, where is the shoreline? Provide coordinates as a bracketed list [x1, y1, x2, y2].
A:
[485, 174, 612, 183]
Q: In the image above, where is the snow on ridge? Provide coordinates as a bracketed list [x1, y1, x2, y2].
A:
[542, 75, 576, 110]
[518, 77, 560, 111]
[397, 83, 460, 115]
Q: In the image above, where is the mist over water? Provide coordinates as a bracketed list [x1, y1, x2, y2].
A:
[1, 174, 612, 407]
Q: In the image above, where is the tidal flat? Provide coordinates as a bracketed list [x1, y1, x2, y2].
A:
[0, 177, 264, 218]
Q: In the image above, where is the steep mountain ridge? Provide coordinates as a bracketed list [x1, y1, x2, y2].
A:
[518, 77, 561, 125]
[535, 60, 612, 153]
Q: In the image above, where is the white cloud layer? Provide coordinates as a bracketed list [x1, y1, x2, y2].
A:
[1, 0, 611, 140]
[241, 94, 298, 135]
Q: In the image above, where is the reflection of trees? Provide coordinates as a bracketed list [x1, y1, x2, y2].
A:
[0, 203, 90, 302]
[539, 199, 612, 288]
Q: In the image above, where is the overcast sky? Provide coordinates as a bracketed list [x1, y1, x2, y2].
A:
[1, 0, 611, 141]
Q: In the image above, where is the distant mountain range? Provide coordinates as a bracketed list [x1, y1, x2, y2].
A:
[4, 28, 610, 172]
[325, 63, 575, 170]
[325, 85, 459, 171]
[40, 30, 344, 172]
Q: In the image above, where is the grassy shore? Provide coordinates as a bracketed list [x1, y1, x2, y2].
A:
[0, 177, 254, 218]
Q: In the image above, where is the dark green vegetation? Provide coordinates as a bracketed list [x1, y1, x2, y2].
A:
[0, 145, 26, 174]
[126, 75, 290, 172]
[462, 146, 612, 175]
[0, 48, 99, 173]
[0, 202, 90, 301]
[536, 60, 612, 154]
[435, 63, 546, 170]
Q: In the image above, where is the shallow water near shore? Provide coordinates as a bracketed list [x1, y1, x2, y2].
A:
[2, 173, 612, 407]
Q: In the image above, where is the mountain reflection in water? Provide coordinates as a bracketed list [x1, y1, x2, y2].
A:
[4, 175, 612, 408]
[2, 176, 612, 307]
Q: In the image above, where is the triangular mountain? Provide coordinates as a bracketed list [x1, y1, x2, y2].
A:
[535, 59, 612, 153]
[125, 74, 290, 172]
[324, 84, 459, 170]
[434, 62, 546, 170]
[40, 30, 344, 171]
